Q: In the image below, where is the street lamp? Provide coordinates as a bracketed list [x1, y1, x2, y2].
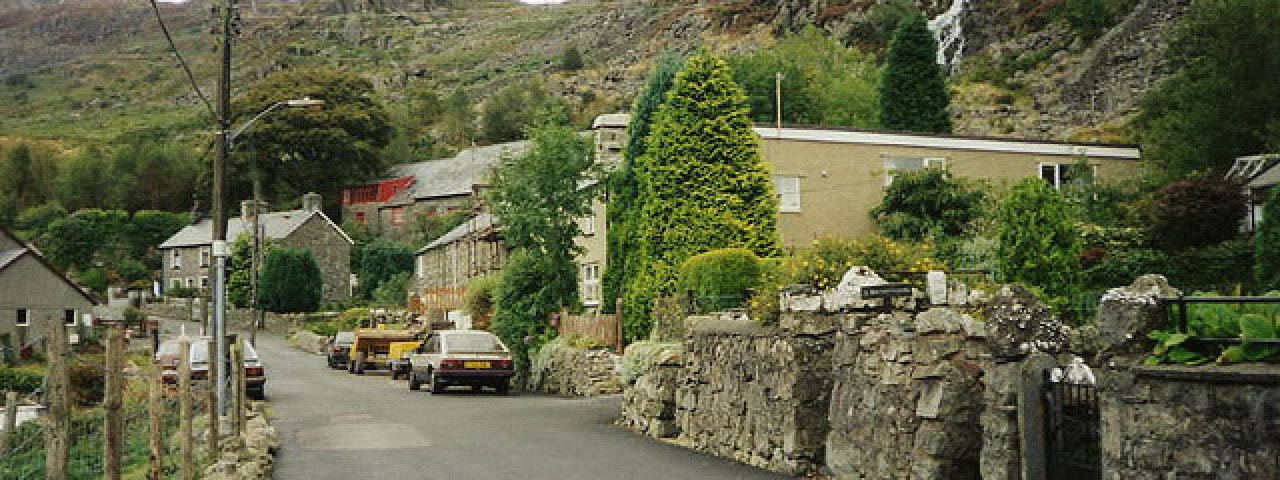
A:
[212, 96, 324, 424]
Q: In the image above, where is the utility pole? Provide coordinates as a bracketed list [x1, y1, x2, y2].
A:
[212, 0, 236, 424]
[774, 71, 784, 133]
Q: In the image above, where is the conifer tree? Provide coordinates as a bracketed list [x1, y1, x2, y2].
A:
[602, 52, 682, 314]
[623, 52, 782, 340]
[878, 13, 951, 134]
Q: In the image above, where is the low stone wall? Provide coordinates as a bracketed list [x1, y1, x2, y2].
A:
[674, 314, 836, 476]
[205, 402, 281, 479]
[826, 308, 989, 480]
[528, 338, 622, 397]
[617, 341, 683, 438]
[1099, 364, 1280, 480]
[142, 301, 303, 334]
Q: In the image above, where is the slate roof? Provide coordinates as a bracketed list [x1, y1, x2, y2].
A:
[417, 212, 498, 254]
[592, 113, 629, 129]
[159, 210, 353, 249]
[390, 141, 529, 202]
[0, 248, 25, 271]
[1228, 154, 1280, 188]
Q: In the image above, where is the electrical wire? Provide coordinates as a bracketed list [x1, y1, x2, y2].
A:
[147, 0, 215, 118]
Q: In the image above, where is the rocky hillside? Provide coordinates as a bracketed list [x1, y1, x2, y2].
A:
[0, 0, 1191, 144]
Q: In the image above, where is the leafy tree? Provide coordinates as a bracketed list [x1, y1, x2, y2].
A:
[603, 52, 683, 313]
[479, 81, 563, 144]
[414, 208, 470, 245]
[559, 44, 584, 71]
[1, 144, 58, 214]
[232, 67, 393, 211]
[258, 248, 323, 313]
[438, 90, 475, 146]
[871, 168, 986, 242]
[1256, 187, 1280, 292]
[13, 203, 67, 239]
[729, 27, 880, 127]
[1147, 177, 1245, 251]
[1137, 0, 1280, 179]
[878, 13, 952, 134]
[373, 272, 412, 306]
[996, 178, 1082, 302]
[490, 251, 573, 374]
[108, 141, 202, 211]
[56, 148, 113, 211]
[227, 234, 276, 308]
[39, 209, 129, 272]
[625, 52, 783, 340]
[356, 239, 415, 299]
[125, 210, 190, 269]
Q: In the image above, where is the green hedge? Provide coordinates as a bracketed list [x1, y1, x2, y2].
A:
[679, 248, 762, 312]
[0, 367, 43, 393]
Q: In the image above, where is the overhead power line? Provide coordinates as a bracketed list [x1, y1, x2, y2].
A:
[147, 0, 215, 117]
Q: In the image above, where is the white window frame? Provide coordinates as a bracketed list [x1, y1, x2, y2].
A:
[16, 309, 29, 327]
[64, 309, 77, 327]
[200, 276, 210, 289]
[883, 156, 946, 187]
[199, 247, 211, 268]
[580, 263, 601, 306]
[1039, 162, 1098, 190]
[579, 216, 596, 236]
[172, 250, 182, 270]
[773, 175, 802, 213]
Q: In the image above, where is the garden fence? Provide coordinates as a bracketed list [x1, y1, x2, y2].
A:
[556, 310, 623, 353]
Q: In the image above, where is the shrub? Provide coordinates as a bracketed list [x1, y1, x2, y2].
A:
[1255, 187, 1280, 292]
[559, 44, 584, 71]
[464, 275, 499, 317]
[1147, 177, 1245, 251]
[871, 168, 986, 242]
[258, 248, 323, 313]
[0, 367, 43, 393]
[784, 235, 945, 290]
[491, 251, 569, 375]
[356, 239, 415, 299]
[678, 248, 762, 312]
[372, 272, 411, 307]
[1083, 248, 1170, 289]
[996, 178, 1082, 301]
[69, 361, 105, 406]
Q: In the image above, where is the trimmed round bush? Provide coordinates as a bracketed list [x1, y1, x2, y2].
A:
[678, 248, 762, 312]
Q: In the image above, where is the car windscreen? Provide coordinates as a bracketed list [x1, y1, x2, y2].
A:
[187, 339, 257, 363]
[443, 333, 508, 353]
[334, 332, 355, 345]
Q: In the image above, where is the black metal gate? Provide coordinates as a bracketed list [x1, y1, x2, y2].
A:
[1043, 372, 1101, 480]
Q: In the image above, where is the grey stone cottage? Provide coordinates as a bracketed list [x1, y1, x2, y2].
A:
[159, 193, 354, 304]
[0, 226, 99, 351]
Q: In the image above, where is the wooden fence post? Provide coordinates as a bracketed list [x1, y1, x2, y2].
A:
[0, 390, 17, 457]
[229, 340, 243, 439]
[179, 339, 193, 480]
[45, 317, 70, 480]
[104, 324, 125, 480]
[148, 339, 164, 480]
[206, 338, 219, 459]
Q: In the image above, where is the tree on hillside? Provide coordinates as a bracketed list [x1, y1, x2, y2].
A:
[1137, 0, 1280, 179]
[625, 52, 783, 340]
[878, 13, 952, 134]
[996, 178, 1081, 303]
[603, 51, 683, 314]
[56, 147, 113, 211]
[108, 141, 202, 212]
[480, 80, 564, 144]
[0, 144, 58, 218]
[729, 27, 881, 128]
[258, 248, 323, 313]
[559, 44, 584, 71]
[486, 110, 597, 371]
[232, 67, 393, 211]
[438, 90, 475, 146]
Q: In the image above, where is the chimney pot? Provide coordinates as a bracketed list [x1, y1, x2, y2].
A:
[303, 192, 322, 212]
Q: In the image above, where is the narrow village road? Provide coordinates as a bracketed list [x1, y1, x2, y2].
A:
[249, 331, 792, 480]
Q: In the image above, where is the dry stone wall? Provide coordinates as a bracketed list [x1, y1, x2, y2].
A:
[826, 308, 989, 480]
[617, 341, 684, 438]
[528, 339, 622, 397]
[674, 315, 836, 476]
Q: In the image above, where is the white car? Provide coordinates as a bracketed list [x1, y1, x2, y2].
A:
[407, 331, 514, 394]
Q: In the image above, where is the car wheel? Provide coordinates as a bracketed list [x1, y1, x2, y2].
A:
[408, 373, 421, 391]
[495, 380, 510, 395]
[355, 353, 366, 375]
[248, 387, 265, 401]
[430, 372, 445, 394]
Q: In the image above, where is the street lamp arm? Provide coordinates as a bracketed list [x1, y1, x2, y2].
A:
[226, 97, 324, 146]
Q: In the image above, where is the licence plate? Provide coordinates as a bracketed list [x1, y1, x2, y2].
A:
[463, 361, 491, 369]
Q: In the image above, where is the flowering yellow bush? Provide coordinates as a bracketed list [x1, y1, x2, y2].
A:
[782, 235, 946, 289]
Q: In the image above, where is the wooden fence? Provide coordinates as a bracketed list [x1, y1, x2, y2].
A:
[556, 312, 622, 353]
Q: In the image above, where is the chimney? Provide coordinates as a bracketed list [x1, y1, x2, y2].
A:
[302, 192, 322, 212]
[241, 200, 257, 221]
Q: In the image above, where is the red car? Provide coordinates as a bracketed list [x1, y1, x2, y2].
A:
[156, 336, 266, 400]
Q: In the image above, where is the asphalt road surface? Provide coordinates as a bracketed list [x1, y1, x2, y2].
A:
[246, 331, 793, 480]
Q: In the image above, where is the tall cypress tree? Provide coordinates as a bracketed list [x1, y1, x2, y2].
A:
[602, 52, 683, 314]
[622, 52, 783, 340]
[878, 13, 952, 134]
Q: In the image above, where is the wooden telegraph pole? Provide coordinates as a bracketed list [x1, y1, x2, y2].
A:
[179, 339, 193, 480]
[148, 339, 164, 480]
[45, 317, 70, 480]
[104, 325, 125, 479]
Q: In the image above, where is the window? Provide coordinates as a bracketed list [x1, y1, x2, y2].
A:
[579, 216, 596, 236]
[883, 156, 946, 186]
[199, 247, 211, 268]
[390, 207, 405, 226]
[580, 263, 601, 305]
[64, 309, 77, 326]
[1039, 162, 1096, 189]
[16, 309, 28, 327]
[772, 175, 801, 213]
[185, 278, 194, 288]
[354, 211, 367, 226]
[172, 250, 182, 270]
[200, 276, 209, 289]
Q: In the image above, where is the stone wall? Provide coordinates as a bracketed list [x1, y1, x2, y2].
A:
[617, 341, 683, 438]
[674, 314, 836, 476]
[528, 338, 622, 397]
[826, 308, 989, 480]
[1099, 365, 1280, 480]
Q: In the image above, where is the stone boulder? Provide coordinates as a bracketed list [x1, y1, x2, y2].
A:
[1094, 274, 1179, 360]
[982, 285, 1068, 359]
[822, 266, 886, 312]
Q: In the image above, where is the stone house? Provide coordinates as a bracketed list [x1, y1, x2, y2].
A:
[0, 226, 98, 350]
[411, 212, 505, 314]
[575, 114, 628, 309]
[342, 141, 529, 244]
[158, 193, 354, 304]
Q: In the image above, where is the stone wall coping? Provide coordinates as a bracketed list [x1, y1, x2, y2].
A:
[1131, 364, 1280, 385]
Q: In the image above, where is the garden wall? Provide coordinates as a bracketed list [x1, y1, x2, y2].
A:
[1099, 365, 1280, 479]
[528, 338, 621, 397]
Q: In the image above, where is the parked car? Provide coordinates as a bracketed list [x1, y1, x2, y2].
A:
[327, 331, 355, 369]
[346, 328, 417, 374]
[156, 336, 266, 400]
[407, 330, 514, 394]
